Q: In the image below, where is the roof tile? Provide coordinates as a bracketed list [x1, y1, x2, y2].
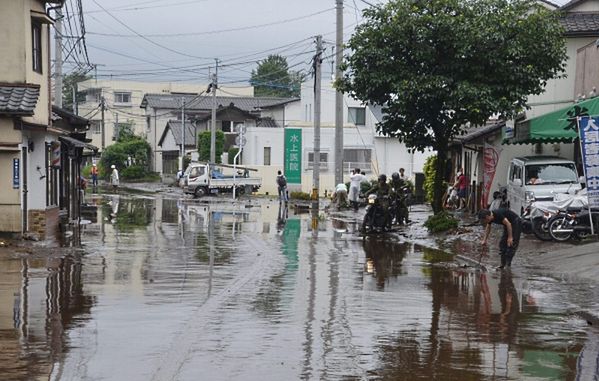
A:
[0, 85, 40, 116]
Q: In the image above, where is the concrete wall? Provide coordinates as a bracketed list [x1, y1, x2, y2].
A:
[527, 36, 597, 118]
[575, 39, 599, 98]
[0, 150, 22, 232]
[566, 1, 599, 12]
[0, 0, 27, 81]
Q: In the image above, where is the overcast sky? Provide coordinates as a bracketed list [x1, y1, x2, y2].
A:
[65, 0, 570, 85]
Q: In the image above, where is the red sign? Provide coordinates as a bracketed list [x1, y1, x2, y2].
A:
[51, 141, 61, 168]
[482, 143, 501, 208]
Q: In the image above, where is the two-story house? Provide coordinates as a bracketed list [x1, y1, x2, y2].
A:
[140, 93, 299, 177]
[0, 0, 95, 240]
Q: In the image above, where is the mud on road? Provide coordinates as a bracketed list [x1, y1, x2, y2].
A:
[0, 194, 597, 380]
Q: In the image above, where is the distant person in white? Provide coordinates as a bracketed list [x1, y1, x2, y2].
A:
[349, 168, 364, 211]
[110, 164, 119, 193]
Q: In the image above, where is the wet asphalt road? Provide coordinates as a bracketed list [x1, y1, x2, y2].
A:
[0, 193, 598, 380]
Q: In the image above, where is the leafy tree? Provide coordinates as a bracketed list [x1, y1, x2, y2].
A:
[62, 72, 91, 112]
[338, 0, 567, 213]
[100, 133, 152, 180]
[198, 130, 225, 163]
[250, 55, 304, 98]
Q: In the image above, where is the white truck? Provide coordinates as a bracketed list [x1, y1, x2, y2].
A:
[507, 156, 582, 215]
[183, 162, 262, 198]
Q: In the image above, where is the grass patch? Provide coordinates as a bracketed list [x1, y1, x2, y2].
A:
[424, 212, 458, 233]
[290, 191, 312, 200]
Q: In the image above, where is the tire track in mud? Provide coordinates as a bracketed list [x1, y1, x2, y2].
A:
[149, 236, 277, 381]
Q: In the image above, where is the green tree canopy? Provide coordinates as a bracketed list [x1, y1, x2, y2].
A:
[250, 55, 304, 98]
[100, 133, 152, 180]
[62, 72, 91, 112]
[338, 0, 566, 213]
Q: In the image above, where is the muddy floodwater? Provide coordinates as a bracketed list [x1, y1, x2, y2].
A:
[1, 194, 598, 380]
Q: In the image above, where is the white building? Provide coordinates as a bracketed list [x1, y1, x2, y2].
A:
[140, 93, 299, 176]
[243, 80, 433, 196]
[76, 79, 254, 152]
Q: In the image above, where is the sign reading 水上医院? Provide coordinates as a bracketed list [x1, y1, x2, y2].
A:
[578, 117, 599, 208]
[284, 128, 302, 184]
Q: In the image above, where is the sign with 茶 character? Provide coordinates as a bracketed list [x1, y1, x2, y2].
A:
[284, 128, 302, 184]
[578, 117, 599, 208]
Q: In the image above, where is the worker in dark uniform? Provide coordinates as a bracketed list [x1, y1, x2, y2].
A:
[479, 208, 522, 269]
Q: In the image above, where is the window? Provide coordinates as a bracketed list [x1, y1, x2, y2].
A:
[510, 164, 522, 182]
[86, 89, 101, 103]
[343, 148, 371, 167]
[114, 92, 131, 104]
[263, 147, 271, 166]
[307, 152, 328, 170]
[45, 143, 58, 207]
[348, 107, 366, 125]
[32, 22, 42, 73]
[146, 116, 151, 132]
[221, 121, 232, 133]
[91, 121, 101, 135]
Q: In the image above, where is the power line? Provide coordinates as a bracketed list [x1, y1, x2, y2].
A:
[87, 8, 336, 38]
[90, 0, 214, 60]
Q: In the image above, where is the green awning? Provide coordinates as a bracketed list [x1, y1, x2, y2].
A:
[505, 96, 599, 144]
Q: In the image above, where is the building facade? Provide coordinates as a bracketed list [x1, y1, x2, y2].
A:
[0, 0, 94, 239]
[76, 79, 254, 153]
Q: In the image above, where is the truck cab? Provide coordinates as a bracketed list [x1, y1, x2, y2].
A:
[507, 156, 581, 215]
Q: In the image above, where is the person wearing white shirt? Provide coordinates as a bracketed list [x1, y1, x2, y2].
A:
[349, 168, 364, 211]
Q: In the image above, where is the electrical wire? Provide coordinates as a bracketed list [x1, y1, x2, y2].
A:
[91, 0, 216, 60]
[87, 8, 335, 38]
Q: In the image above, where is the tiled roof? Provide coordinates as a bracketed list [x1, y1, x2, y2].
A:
[51, 105, 89, 127]
[164, 120, 197, 147]
[0, 84, 40, 116]
[257, 117, 279, 128]
[453, 121, 505, 144]
[560, 12, 599, 35]
[141, 94, 298, 112]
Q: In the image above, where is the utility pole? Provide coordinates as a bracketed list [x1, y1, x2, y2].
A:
[210, 59, 219, 163]
[72, 85, 77, 114]
[54, 6, 63, 108]
[181, 97, 185, 170]
[115, 112, 119, 141]
[101, 96, 106, 150]
[334, 0, 344, 185]
[313, 35, 323, 202]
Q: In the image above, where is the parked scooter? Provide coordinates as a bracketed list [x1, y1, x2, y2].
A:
[361, 194, 392, 234]
[548, 207, 599, 242]
[521, 188, 588, 241]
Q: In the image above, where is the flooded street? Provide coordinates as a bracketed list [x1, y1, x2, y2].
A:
[1, 193, 598, 380]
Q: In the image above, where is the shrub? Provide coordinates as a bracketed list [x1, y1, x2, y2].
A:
[424, 211, 458, 233]
[198, 130, 224, 163]
[290, 191, 311, 200]
[121, 165, 146, 180]
[82, 164, 92, 178]
[423, 155, 441, 203]
[228, 147, 240, 164]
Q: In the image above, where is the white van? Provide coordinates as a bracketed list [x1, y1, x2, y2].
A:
[507, 156, 581, 215]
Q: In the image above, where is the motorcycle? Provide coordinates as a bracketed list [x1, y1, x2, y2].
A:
[548, 207, 599, 242]
[521, 188, 588, 241]
[390, 186, 410, 225]
[361, 194, 392, 234]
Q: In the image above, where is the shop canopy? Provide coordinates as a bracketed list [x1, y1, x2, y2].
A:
[505, 96, 599, 144]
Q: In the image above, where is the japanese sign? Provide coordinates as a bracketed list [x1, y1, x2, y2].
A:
[13, 158, 19, 189]
[482, 143, 502, 208]
[578, 117, 599, 208]
[284, 128, 302, 184]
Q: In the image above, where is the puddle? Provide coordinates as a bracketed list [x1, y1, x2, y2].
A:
[0, 194, 596, 380]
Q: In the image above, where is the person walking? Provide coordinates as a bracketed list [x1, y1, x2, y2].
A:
[110, 164, 119, 193]
[454, 168, 468, 210]
[276, 170, 288, 203]
[349, 168, 364, 211]
[479, 208, 522, 269]
[91, 163, 98, 188]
